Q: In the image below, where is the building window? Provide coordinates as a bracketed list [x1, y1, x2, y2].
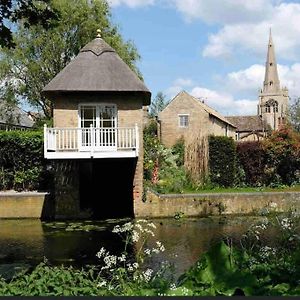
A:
[270, 81, 273, 86]
[274, 101, 278, 113]
[178, 114, 189, 128]
[265, 105, 271, 113]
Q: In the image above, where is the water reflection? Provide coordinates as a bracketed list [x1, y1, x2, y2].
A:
[0, 216, 264, 278]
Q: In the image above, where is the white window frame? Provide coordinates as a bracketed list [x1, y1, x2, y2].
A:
[78, 103, 118, 151]
[178, 114, 189, 128]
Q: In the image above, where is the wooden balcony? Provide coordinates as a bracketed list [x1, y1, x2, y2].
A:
[44, 125, 139, 159]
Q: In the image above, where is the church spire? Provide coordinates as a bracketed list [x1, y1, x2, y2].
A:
[263, 29, 280, 93]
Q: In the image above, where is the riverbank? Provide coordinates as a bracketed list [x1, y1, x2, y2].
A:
[135, 190, 300, 218]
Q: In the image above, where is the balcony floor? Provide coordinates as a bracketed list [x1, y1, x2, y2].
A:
[45, 150, 138, 159]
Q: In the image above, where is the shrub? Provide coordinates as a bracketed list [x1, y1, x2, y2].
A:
[237, 142, 265, 186]
[262, 127, 300, 186]
[171, 138, 185, 167]
[0, 130, 47, 191]
[208, 136, 237, 187]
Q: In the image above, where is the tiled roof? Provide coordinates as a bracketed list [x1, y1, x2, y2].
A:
[0, 102, 34, 128]
[226, 115, 265, 132]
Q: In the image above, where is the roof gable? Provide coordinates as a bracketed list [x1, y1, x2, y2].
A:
[160, 91, 235, 127]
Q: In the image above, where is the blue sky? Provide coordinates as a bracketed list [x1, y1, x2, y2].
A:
[109, 0, 300, 116]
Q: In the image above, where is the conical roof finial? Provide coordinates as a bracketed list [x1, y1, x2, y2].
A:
[96, 29, 102, 38]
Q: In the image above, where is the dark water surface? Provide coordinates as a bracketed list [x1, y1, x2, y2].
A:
[0, 216, 265, 278]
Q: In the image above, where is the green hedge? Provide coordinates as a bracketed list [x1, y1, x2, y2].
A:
[0, 130, 47, 191]
[208, 136, 237, 187]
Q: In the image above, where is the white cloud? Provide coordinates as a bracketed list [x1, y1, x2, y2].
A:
[170, 0, 276, 24]
[165, 77, 195, 98]
[190, 87, 257, 116]
[108, 0, 154, 8]
[202, 2, 300, 60]
[165, 78, 258, 116]
[225, 63, 300, 97]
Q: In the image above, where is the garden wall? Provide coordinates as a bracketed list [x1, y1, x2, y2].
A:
[0, 192, 49, 219]
[136, 190, 300, 218]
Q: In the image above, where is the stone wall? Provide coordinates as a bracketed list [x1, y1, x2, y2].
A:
[135, 190, 300, 218]
[158, 92, 236, 148]
[0, 192, 49, 219]
[158, 93, 209, 148]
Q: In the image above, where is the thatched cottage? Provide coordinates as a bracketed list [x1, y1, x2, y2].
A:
[43, 31, 151, 219]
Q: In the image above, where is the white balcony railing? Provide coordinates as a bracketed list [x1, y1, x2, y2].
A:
[44, 125, 139, 159]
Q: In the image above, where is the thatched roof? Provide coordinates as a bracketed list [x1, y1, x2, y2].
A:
[0, 101, 34, 128]
[226, 115, 265, 132]
[43, 36, 151, 105]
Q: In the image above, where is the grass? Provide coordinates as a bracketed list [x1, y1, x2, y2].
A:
[166, 185, 300, 195]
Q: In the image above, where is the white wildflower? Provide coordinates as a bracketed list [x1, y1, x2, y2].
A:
[170, 283, 176, 290]
[270, 202, 278, 208]
[281, 218, 292, 230]
[118, 254, 126, 262]
[137, 219, 148, 223]
[96, 247, 106, 258]
[143, 268, 153, 282]
[135, 224, 143, 231]
[147, 222, 157, 229]
[132, 230, 140, 242]
[103, 255, 117, 268]
[144, 249, 151, 256]
[97, 280, 107, 288]
[132, 262, 139, 269]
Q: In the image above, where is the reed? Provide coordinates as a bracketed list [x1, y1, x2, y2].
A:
[184, 132, 209, 186]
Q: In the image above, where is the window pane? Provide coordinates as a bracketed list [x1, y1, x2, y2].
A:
[179, 115, 189, 127]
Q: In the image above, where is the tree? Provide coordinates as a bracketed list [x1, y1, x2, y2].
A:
[289, 97, 300, 132]
[0, 0, 141, 119]
[0, 0, 58, 48]
[149, 92, 168, 118]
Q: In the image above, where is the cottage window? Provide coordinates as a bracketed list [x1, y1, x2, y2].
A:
[79, 104, 117, 149]
[178, 114, 189, 128]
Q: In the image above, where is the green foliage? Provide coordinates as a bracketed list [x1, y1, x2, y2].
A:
[289, 97, 300, 132]
[171, 138, 185, 167]
[0, 0, 141, 118]
[143, 123, 191, 193]
[178, 241, 257, 296]
[263, 126, 300, 186]
[0, 0, 58, 48]
[208, 136, 237, 187]
[237, 141, 265, 186]
[0, 130, 46, 191]
[149, 92, 168, 118]
[0, 263, 102, 296]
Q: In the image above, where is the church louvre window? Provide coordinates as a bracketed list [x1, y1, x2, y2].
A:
[178, 114, 189, 128]
[265, 105, 271, 113]
[274, 101, 278, 113]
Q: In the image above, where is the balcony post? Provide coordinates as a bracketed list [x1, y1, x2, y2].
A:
[90, 124, 94, 157]
[135, 123, 139, 156]
[44, 124, 47, 158]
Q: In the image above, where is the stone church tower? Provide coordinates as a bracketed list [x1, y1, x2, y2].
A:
[258, 30, 289, 130]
